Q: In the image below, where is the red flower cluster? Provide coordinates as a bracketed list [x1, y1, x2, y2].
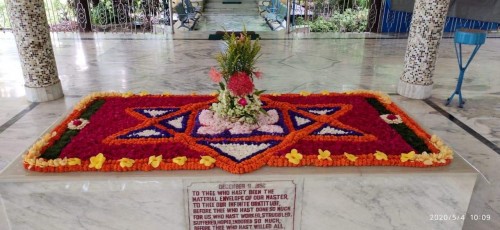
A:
[227, 72, 254, 96]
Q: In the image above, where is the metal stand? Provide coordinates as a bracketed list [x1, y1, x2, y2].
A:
[446, 43, 482, 108]
[445, 29, 486, 108]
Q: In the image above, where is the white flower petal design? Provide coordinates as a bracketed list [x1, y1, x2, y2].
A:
[307, 108, 336, 115]
[143, 109, 171, 117]
[128, 129, 163, 137]
[295, 116, 311, 127]
[197, 109, 283, 135]
[209, 143, 272, 161]
[167, 116, 184, 129]
[317, 126, 349, 135]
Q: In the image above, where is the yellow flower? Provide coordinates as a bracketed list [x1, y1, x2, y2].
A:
[148, 155, 163, 168]
[163, 91, 171, 96]
[439, 146, 454, 159]
[317, 149, 332, 161]
[89, 153, 106, 169]
[320, 90, 330, 95]
[400, 151, 416, 162]
[122, 91, 134, 98]
[416, 152, 433, 165]
[200, 156, 216, 167]
[68, 158, 81, 166]
[35, 158, 48, 168]
[139, 90, 149, 96]
[119, 158, 135, 168]
[299, 91, 311, 96]
[344, 152, 358, 162]
[432, 153, 447, 164]
[285, 149, 303, 165]
[173, 156, 188, 166]
[374, 151, 388, 161]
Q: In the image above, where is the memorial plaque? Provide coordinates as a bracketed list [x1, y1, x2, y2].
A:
[186, 181, 297, 230]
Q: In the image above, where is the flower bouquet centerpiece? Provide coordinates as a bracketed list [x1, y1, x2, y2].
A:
[209, 31, 266, 124]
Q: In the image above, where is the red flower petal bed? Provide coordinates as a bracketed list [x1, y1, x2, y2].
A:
[23, 91, 453, 174]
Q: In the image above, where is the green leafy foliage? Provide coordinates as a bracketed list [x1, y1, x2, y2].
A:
[215, 31, 261, 83]
[91, 0, 116, 25]
[305, 8, 369, 32]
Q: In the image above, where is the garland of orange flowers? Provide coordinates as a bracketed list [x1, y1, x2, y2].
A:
[23, 90, 453, 174]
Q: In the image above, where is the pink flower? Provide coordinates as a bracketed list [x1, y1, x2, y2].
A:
[209, 67, 222, 83]
[253, 71, 262, 79]
[238, 98, 248, 106]
[227, 72, 254, 96]
[387, 114, 398, 120]
[72, 119, 83, 126]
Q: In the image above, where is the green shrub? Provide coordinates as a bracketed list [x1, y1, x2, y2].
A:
[304, 8, 368, 32]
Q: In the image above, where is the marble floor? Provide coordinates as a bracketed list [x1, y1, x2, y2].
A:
[0, 31, 499, 229]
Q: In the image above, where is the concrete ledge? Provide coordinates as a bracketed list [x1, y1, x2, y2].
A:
[0, 152, 477, 229]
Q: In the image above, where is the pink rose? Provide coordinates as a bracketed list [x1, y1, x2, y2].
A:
[253, 71, 262, 79]
[72, 119, 83, 126]
[238, 98, 248, 106]
[209, 67, 222, 83]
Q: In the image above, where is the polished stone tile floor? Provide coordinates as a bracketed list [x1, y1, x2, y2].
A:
[0, 31, 499, 229]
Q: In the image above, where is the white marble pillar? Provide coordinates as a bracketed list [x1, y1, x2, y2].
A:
[398, 0, 451, 99]
[6, 0, 64, 102]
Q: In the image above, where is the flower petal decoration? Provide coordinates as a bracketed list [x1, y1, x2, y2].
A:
[344, 152, 358, 162]
[401, 151, 416, 162]
[318, 149, 332, 161]
[89, 153, 106, 169]
[285, 149, 303, 165]
[122, 91, 133, 98]
[374, 150, 388, 161]
[209, 67, 223, 83]
[238, 97, 248, 106]
[200, 156, 216, 167]
[67, 158, 81, 166]
[380, 114, 403, 124]
[119, 158, 135, 168]
[148, 155, 163, 168]
[67, 118, 89, 130]
[173, 156, 188, 166]
[227, 72, 254, 96]
[253, 71, 263, 79]
[299, 91, 311, 96]
[416, 152, 434, 166]
[22, 91, 454, 174]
